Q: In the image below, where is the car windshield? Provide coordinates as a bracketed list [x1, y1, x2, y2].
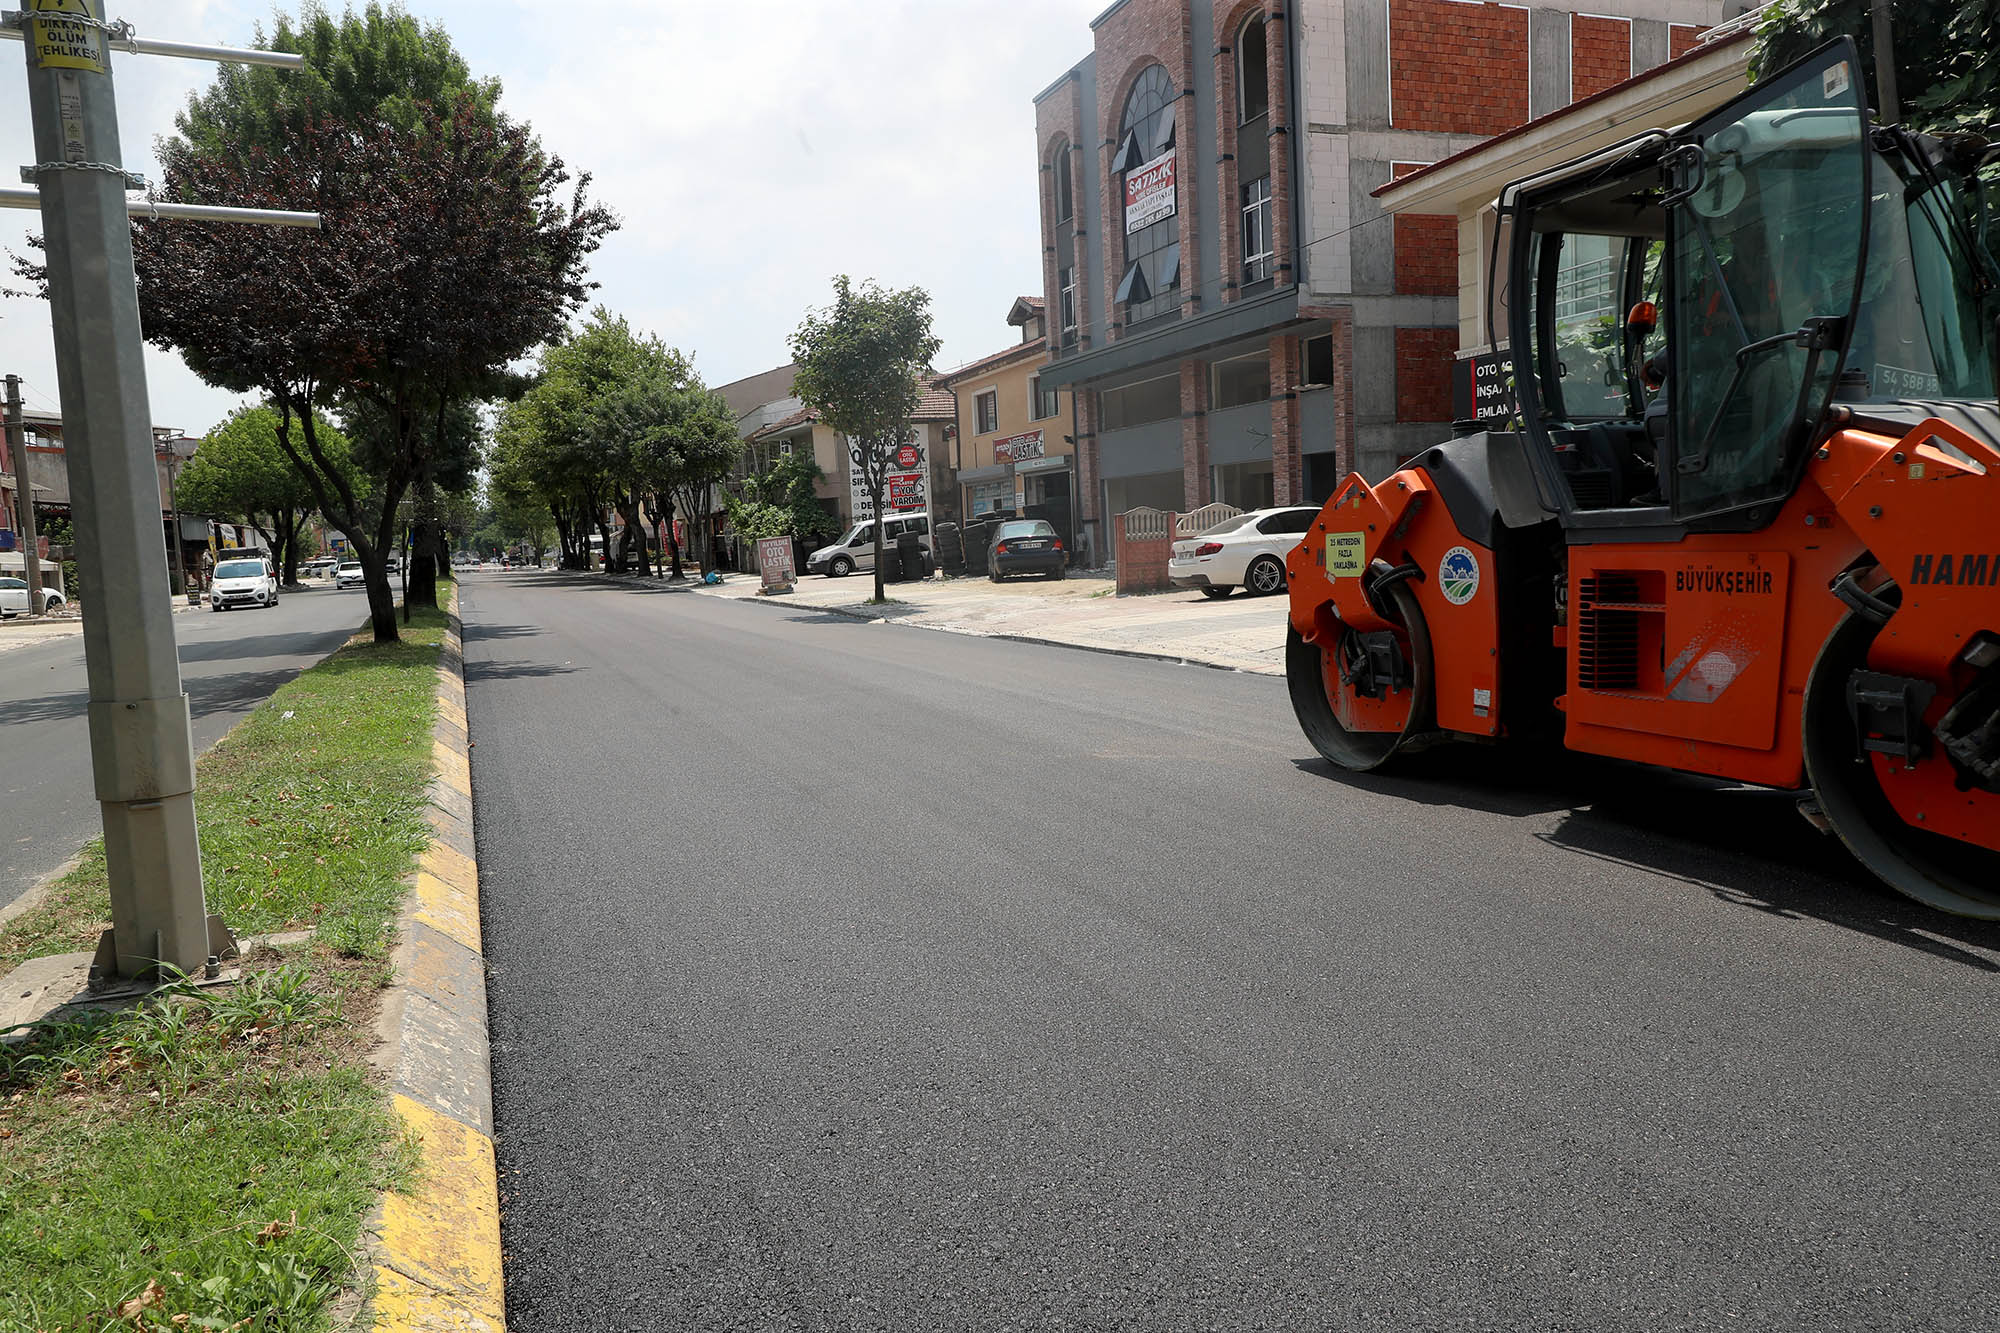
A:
[996, 521, 1055, 538]
[1198, 514, 1258, 536]
[215, 561, 265, 579]
[339, 562, 361, 572]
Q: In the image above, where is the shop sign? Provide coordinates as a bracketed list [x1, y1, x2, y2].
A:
[994, 430, 1044, 464]
[1017, 454, 1069, 473]
[756, 535, 795, 594]
[1125, 148, 1176, 234]
[1451, 348, 1517, 423]
[850, 430, 928, 522]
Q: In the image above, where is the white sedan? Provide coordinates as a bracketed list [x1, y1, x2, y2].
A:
[0, 575, 65, 616]
[1168, 505, 1319, 598]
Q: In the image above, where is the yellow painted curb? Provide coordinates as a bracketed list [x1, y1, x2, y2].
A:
[370, 582, 507, 1330]
[374, 1094, 506, 1329]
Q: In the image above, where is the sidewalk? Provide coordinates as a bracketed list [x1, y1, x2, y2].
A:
[698, 567, 1290, 674]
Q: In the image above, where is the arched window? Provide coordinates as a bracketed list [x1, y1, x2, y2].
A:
[1236, 14, 1273, 285]
[1114, 65, 1180, 326]
[1238, 14, 1269, 123]
[1053, 142, 1073, 223]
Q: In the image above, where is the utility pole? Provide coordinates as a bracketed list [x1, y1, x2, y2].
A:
[3, 374, 43, 616]
[7, 1, 316, 983]
[157, 435, 188, 602]
[1870, 0, 1899, 124]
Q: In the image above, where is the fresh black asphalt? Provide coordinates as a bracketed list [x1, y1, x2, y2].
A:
[0, 585, 371, 909]
[465, 570, 2000, 1332]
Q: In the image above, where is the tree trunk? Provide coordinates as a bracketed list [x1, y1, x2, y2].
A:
[278, 508, 301, 586]
[363, 555, 398, 641]
[871, 477, 887, 603]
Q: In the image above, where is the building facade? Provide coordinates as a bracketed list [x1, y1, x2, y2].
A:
[938, 297, 1081, 549]
[1033, 0, 1736, 560]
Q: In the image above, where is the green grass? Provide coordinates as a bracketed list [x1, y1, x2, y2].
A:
[0, 604, 445, 1331]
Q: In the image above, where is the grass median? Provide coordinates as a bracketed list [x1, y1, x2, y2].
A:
[0, 603, 447, 1332]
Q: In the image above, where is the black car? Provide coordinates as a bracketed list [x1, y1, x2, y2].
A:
[987, 519, 1066, 582]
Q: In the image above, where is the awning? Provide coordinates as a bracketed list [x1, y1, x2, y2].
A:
[956, 463, 1011, 483]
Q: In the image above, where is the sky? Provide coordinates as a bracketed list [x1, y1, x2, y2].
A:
[0, 0, 1108, 435]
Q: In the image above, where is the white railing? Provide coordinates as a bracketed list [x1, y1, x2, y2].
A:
[1176, 502, 1243, 537]
[1120, 506, 1172, 541]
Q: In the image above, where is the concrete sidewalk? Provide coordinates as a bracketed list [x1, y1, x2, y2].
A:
[697, 567, 1290, 674]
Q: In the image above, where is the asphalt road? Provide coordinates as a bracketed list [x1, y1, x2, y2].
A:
[465, 571, 2000, 1332]
[0, 584, 371, 909]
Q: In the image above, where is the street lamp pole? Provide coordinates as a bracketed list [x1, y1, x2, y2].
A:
[10, 1, 315, 983]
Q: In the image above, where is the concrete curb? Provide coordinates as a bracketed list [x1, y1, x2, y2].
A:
[364, 587, 506, 1331]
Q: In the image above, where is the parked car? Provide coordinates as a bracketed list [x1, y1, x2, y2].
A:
[335, 560, 366, 590]
[211, 556, 279, 611]
[0, 576, 65, 616]
[987, 519, 1066, 582]
[1167, 505, 1319, 597]
[302, 557, 338, 579]
[807, 513, 932, 577]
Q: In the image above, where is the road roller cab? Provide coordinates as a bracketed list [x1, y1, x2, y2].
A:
[1286, 40, 2000, 917]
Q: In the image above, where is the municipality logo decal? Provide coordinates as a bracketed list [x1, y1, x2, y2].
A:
[1439, 546, 1480, 605]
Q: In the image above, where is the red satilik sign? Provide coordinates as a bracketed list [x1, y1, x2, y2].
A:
[1125, 148, 1176, 233]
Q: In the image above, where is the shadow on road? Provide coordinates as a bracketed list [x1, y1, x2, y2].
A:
[0, 689, 87, 725]
[1293, 748, 2000, 969]
[487, 570, 695, 598]
[465, 659, 580, 683]
[176, 628, 351, 664]
[463, 622, 546, 643]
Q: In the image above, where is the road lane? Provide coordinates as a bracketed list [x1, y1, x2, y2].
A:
[0, 585, 371, 908]
[465, 571, 2000, 1332]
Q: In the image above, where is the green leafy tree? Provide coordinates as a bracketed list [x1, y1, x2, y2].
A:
[1754, 1, 1998, 135]
[789, 277, 941, 602]
[132, 12, 614, 642]
[179, 404, 351, 585]
[621, 383, 741, 580]
[723, 450, 836, 550]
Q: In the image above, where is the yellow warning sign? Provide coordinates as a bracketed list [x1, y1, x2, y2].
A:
[1326, 530, 1365, 578]
[28, 0, 107, 74]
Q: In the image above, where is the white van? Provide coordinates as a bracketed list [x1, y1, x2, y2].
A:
[807, 513, 932, 577]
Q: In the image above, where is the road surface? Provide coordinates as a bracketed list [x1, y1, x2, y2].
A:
[0, 585, 369, 909]
[464, 571, 2000, 1332]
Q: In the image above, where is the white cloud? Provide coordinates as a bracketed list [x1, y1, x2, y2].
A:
[0, 0, 1104, 436]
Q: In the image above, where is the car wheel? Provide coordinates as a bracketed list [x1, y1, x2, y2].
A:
[1045, 566, 1064, 581]
[1246, 555, 1286, 596]
[1201, 586, 1233, 599]
[829, 555, 853, 577]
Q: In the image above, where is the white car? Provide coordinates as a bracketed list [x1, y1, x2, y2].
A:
[1168, 505, 1319, 598]
[0, 575, 65, 616]
[335, 560, 366, 590]
[807, 513, 932, 577]
[211, 556, 279, 611]
[302, 557, 338, 579]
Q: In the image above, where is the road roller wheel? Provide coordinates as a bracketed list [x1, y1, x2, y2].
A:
[1287, 580, 1434, 772]
[1802, 610, 2000, 919]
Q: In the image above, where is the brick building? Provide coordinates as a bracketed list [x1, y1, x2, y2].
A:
[1032, 0, 1737, 560]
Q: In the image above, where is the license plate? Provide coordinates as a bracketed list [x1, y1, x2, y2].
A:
[1017, 540, 1045, 549]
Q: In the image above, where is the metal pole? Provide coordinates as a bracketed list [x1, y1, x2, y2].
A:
[20, 1, 210, 980]
[0, 187, 321, 227]
[4, 375, 44, 617]
[159, 442, 186, 600]
[1870, 0, 1899, 124]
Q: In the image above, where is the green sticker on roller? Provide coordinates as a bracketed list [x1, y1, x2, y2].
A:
[1327, 530, 1364, 578]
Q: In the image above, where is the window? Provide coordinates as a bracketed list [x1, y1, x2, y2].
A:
[1302, 334, 1334, 387]
[1099, 375, 1179, 430]
[1237, 15, 1269, 124]
[1241, 175, 1273, 284]
[975, 390, 999, 434]
[1117, 65, 1180, 326]
[1212, 354, 1270, 410]
[1031, 375, 1059, 420]
[1059, 267, 1078, 346]
[1053, 143, 1073, 223]
[998, 520, 1058, 539]
[1257, 508, 1316, 534]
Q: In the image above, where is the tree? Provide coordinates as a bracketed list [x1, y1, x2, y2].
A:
[722, 449, 837, 552]
[134, 90, 613, 641]
[789, 277, 940, 602]
[622, 383, 741, 580]
[179, 404, 351, 585]
[1754, 1, 1999, 136]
